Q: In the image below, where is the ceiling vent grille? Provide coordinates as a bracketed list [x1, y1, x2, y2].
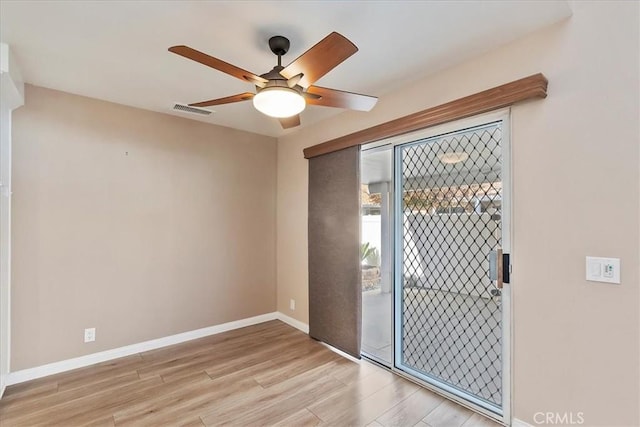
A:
[172, 103, 213, 116]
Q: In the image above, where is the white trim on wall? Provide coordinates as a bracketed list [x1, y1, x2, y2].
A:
[0, 42, 24, 398]
[7, 312, 294, 386]
[6, 312, 310, 386]
[4, 312, 529, 426]
[275, 312, 310, 334]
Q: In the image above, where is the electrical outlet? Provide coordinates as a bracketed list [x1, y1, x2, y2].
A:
[84, 327, 96, 343]
[289, 299, 296, 311]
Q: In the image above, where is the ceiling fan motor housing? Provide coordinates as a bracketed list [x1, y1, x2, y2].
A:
[258, 66, 303, 94]
[268, 36, 290, 56]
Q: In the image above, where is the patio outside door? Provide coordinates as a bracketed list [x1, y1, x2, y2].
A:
[394, 117, 511, 420]
[361, 147, 393, 366]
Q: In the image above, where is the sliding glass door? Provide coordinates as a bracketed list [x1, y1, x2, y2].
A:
[394, 118, 510, 418]
[361, 112, 511, 422]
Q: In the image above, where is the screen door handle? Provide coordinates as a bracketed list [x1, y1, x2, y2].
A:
[489, 249, 503, 289]
[489, 249, 510, 288]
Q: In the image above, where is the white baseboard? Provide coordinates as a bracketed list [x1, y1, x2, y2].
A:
[275, 312, 309, 334]
[6, 311, 281, 386]
[4, 312, 527, 427]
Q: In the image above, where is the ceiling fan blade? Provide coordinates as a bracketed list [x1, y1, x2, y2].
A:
[169, 46, 268, 87]
[279, 114, 301, 129]
[305, 86, 378, 111]
[280, 32, 358, 88]
[189, 92, 254, 107]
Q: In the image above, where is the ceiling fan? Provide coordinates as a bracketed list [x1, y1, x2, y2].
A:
[168, 32, 378, 129]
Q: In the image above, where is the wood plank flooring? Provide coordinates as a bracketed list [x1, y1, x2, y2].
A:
[0, 320, 501, 427]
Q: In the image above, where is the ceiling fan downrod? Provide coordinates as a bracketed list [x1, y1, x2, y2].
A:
[268, 35, 290, 68]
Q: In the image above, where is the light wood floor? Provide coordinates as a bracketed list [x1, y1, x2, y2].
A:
[0, 320, 501, 427]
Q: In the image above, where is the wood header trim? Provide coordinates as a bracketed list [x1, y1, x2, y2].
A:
[303, 73, 548, 159]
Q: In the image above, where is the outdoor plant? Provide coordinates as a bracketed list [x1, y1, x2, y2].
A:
[366, 248, 380, 267]
[360, 242, 380, 266]
[360, 242, 375, 262]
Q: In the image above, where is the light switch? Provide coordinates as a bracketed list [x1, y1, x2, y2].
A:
[586, 256, 620, 284]
[588, 259, 601, 278]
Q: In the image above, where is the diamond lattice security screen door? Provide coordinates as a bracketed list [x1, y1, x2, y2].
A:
[394, 119, 510, 418]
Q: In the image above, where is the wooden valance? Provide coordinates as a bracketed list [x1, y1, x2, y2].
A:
[303, 73, 548, 159]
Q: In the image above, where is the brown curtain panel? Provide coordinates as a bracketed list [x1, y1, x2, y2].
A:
[308, 145, 361, 358]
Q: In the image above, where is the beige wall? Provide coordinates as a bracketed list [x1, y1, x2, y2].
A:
[12, 85, 277, 370]
[277, 2, 639, 426]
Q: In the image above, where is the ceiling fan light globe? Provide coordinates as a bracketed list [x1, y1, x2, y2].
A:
[253, 87, 306, 118]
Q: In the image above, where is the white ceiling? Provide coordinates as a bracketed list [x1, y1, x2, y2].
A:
[0, 1, 571, 138]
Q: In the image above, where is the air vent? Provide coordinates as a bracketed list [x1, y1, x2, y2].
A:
[172, 103, 213, 116]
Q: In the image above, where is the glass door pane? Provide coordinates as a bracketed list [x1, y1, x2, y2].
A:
[361, 146, 393, 366]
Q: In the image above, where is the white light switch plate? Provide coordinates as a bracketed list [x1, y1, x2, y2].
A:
[586, 256, 620, 284]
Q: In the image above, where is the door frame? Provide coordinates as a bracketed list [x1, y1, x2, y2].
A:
[0, 45, 24, 397]
[364, 108, 512, 425]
